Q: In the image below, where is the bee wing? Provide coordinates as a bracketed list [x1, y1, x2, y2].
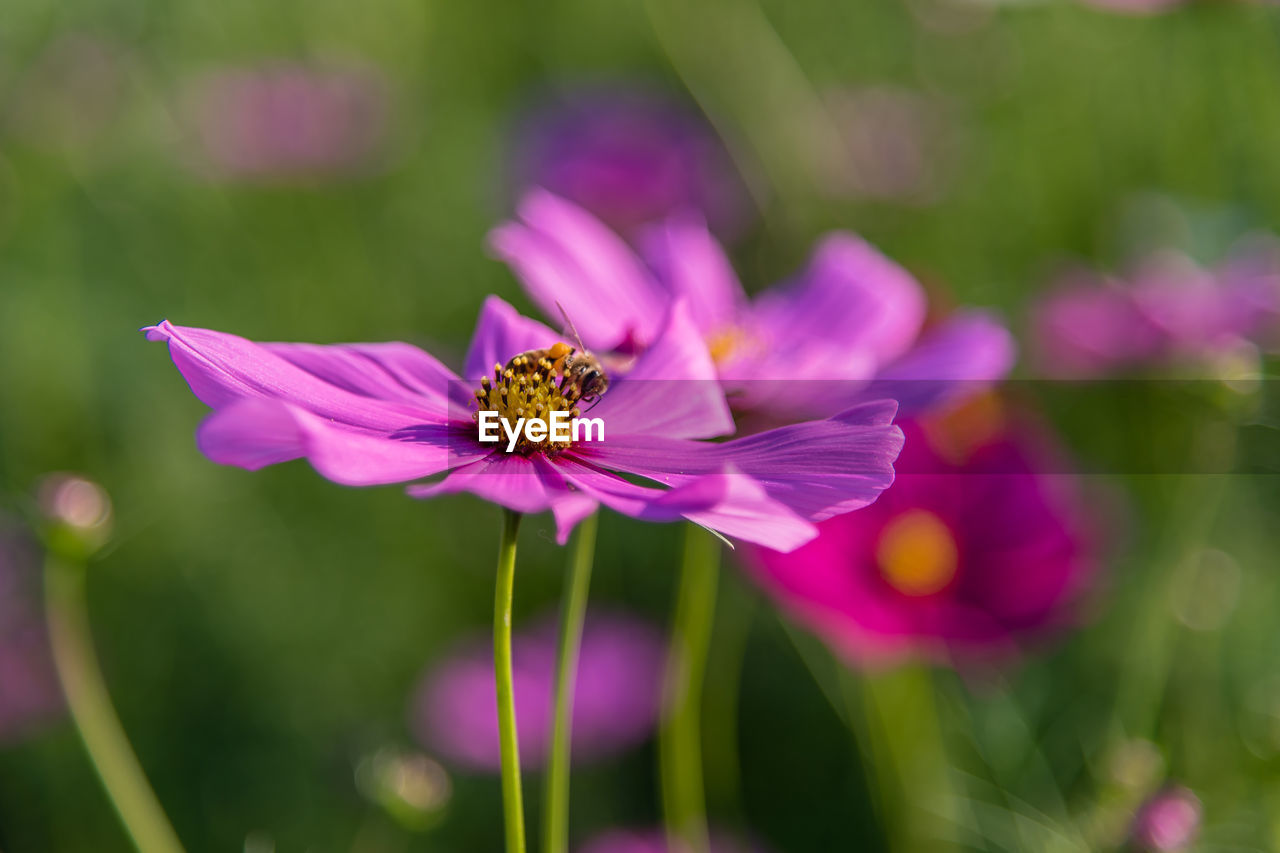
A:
[555, 301, 589, 354]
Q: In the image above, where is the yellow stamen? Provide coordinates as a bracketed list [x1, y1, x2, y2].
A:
[706, 328, 742, 365]
[473, 351, 586, 456]
[876, 510, 958, 596]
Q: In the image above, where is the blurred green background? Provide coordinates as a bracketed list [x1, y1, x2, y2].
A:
[2, 0, 1280, 850]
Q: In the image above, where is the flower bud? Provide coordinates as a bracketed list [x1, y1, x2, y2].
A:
[355, 747, 451, 831]
[1130, 786, 1201, 851]
[37, 474, 112, 559]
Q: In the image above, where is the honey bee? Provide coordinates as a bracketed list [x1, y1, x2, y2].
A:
[503, 304, 609, 406]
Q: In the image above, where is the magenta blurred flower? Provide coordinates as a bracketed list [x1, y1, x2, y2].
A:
[1080, 0, 1185, 14]
[821, 87, 958, 204]
[0, 519, 62, 742]
[413, 611, 664, 771]
[743, 418, 1096, 665]
[1033, 240, 1280, 377]
[1083, 0, 1279, 10]
[578, 827, 759, 853]
[508, 86, 751, 239]
[491, 191, 1014, 418]
[1129, 786, 1201, 851]
[184, 63, 389, 182]
[145, 297, 901, 550]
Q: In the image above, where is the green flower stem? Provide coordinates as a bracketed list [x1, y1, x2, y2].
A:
[660, 524, 720, 853]
[543, 511, 599, 853]
[43, 553, 185, 853]
[1116, 472, 1230, 741]
[495, 509, 526, 853]
[845, 666, 957, 853]
[701, 576, 755, 816]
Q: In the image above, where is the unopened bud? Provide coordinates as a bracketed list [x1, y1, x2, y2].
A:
[354, 747, 451, 831]
[38, 474, 112, 558]
[1130, 786, 1201, 851]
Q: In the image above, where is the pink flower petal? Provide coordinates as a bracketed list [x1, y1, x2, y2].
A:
[197, 398, 472, 486]
[554, 458, 817, 552]
[488, 190, 668, 350]
[461, 295, 564, 381]
[406, 454, 598, 544]
[640, 213, 747, 335]
[866, 311, 1017, 413]
[145, 321, 445, 426]
[747, 232, 927, 376]
[576, 400, 902, 523]
[589, 301, 734, 440]
[263, 339, 466, 408]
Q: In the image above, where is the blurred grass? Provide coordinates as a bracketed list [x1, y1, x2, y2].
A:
[2, 0, 1280, 850]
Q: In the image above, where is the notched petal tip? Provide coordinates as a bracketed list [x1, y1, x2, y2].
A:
[832, 398, 901, 427]
[142, 320, 174, 342]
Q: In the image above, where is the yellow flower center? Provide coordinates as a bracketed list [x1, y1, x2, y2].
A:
[706, 326, 759, 366]
[707, 329, 739, 364]
[472, 354, 582, 455]
[875, 509, 959, 596]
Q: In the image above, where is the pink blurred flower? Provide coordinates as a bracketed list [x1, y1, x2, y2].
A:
[0, 518, 62, 742]
[184, 63, 390, 182]
[411, 611, 665, 771]
[1033, 239, 1280, 377]
[508, 85, 751, 239]
[1083, 0, 1280, 10]
[492, 191, 1014, 419]
[1130, 786, 1201, 851]
[1080, 0, 1185, 14]
[743, 416, 1097, 666]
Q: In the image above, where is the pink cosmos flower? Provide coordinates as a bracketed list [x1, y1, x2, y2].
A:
[743, 417, 1096, 665]
[1080, 0, 1185, 13]
[507, 85, 751, 239]
[412, 610, 665, 771]
[144, 297, 902, 550]
[490, 191, 1014, 419]
[183, 63, 389, 182]
[1129, 786, 1201, 851]
[0, 518, 63, 742]
[1033, 240, 1280, 377]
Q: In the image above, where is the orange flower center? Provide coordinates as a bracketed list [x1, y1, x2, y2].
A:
[875, 509, 958, 596]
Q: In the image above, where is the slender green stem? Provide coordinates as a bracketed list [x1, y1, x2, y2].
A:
[701, 576, 754, 817]
[1116, 472, 1230, 740]
[43, 554, 185, 853]
[494, 509, 526, 853]
[660, 524, 720, 853]
[543, 512, 599, 853]
[845, 666, 957, 853]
